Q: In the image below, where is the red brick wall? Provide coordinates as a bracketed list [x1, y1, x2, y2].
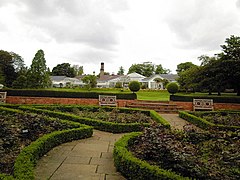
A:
[171, 101, 240, 111]
[6, 96, 136, 107]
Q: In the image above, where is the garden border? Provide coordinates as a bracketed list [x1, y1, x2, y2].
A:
[18, 105, 170, 133]
[113, 132, 189, 180]
[179, 111, 240, 131]
[0, 107, 93, 179]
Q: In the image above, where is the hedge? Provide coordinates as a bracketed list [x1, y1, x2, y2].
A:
[0, 89, 137, 100]
[0, 107, 93, 179]
[113, 132, 189, 180]
[179, 111, 240, 131]
[18, 105, 170, 133]
[170, 94, 240, 103]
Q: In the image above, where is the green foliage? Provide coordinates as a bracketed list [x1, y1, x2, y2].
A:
[0, 106, 93, 179]
[27, 50, 51, 88]
[176, 62, 197, 75]
[170, 94, 240, 103]
[179, 111, 240, 131]
[0, 50, 17, 87]
[128, 62, 170, 77]
[13, 126, 92, 179]
[18, 105, 170, 133]
[220, 35, 240, 61]
[1, 89, 137, 99]
[52, 63, 76, 77]
[72, 65, 84, 76]
[155, 64, 171, 74]
[12, 75, 28, 89]
[113, 132, 188, 180]
[117, 66, 124, 75]
[129, 81, 141, 92]
[82, 75, 97, 89]
[115, 82, 123, 88]
[167, 82, 179, 94]
[127, 123, 240, 179]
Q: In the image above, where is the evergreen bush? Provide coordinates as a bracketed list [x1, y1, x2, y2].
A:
[167, 82, 179, 94]
[129, 81, 141, 93]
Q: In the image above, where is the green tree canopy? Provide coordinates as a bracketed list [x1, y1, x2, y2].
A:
[117, 66, 124, 75]
[52, 63, 76, 77]
[128, 62, 169, 77]
[219, 35, 240, 61]
[72, 65, 84, 76]
[0, 50, 17, 87]
[82, 75, 97, 89]
[176, 62, 197, 75]
[155, 64, 171, 74]
[27, 49, 51, 88]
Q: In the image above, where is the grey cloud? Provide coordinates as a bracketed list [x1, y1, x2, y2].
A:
[237, 0, 240, 8]
[71, 49, 115, 64]
[15, 0, 126, 50]
[165, 0, 239, 50]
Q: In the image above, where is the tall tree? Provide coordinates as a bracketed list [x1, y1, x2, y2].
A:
[220, 35, 240, 61]
[82, 75, 97, 89]
[72, 65, 84, 76]
[9, 52, 25, 73]
[176, 62, 197, 75]
[52, 63, 76, 77]
[117, 66, 124, 75]
[27, 49, 51, 88]
[0, 50, 17, 87]
[128, 62, 154, 77]
[155, 64, 171, 74]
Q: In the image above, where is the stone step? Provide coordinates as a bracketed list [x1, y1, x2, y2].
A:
[126, 100, 183, 113]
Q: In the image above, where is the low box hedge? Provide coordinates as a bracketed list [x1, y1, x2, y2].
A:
[170, 94, 240, 103]
[18, 105, 170, 133]
[179, 111, 240, 131]
[33, 104, 170, 127]
[0, 107, 93, 179]
[113, 132, 188, 180]
[0, 89, 137, 100]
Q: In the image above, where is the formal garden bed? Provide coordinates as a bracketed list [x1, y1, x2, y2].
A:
[18, 105, 170, 133]
[179, 110, 240, 131]
[114, 123, 240, 179]
[0, 106, 93, 179]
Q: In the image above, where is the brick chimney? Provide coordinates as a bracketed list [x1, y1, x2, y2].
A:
[100, 62, 104, 78]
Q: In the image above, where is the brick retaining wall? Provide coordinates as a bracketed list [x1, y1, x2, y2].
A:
[6, 96, 135, 107]
[171, 101, 240, 111]
[4, 96, 240, 111]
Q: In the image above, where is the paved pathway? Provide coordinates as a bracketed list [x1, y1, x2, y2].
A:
[160, 113, 201, 131]
[34, 130, 126, 180]
[160, 113, 191, 130]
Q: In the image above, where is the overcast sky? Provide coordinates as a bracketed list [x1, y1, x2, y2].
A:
[1, 0, 240, 75]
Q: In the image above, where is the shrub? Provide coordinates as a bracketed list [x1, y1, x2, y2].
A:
[129, 81, 141, 93]
[115, 82, 123, 88]
[167, 82, 179, 94]
[113, 132, 188, 180]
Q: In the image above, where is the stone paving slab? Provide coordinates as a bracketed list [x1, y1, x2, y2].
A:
[160, 113, 199, 130]
[34, 130, 126, 179]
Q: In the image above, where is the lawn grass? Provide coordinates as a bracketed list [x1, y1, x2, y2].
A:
[47, 88, 171, 101]
[136, 90, 170, 101]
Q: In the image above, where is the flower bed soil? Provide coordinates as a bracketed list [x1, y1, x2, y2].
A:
[67, 107, 154, 124]
[0, 113, 74, 175]
[199, 113, 240, 126]
[129, 123, 240, 179]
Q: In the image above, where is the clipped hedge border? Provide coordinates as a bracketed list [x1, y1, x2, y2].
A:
[170, 94, 240, 104]
[33, 104, 171, 128]
[179, 111, 240, 131]
[0, 89, 137, 100]
[113, 132, 188, 180]
[0, 107, 93, 179]
[18, 105, 170, 133]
